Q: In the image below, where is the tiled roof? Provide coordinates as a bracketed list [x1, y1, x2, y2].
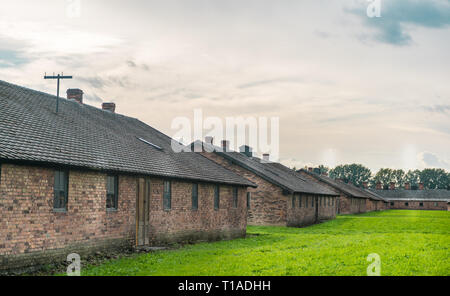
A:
[370, 189, 450, 202]
[192, 141, 338, 196]
[298, 169, 384, 201]
[0, 80, 255, 187]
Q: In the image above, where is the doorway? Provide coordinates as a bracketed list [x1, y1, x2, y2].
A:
[136, 178, 150, 246]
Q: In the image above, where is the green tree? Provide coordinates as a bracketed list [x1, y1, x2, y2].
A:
[313, 165, 329, 175]
[329, 164, 372, 187]
[372, 168, 394, 189]
[405, 170, 420, 189]
[419, 168, 450, 189]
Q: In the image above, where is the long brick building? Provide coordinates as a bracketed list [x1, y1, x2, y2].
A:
[0, 80, 256, 272]
[371, 183, 450, 211]
[297, 169, 388, 214]
[192, 140, 339, 227]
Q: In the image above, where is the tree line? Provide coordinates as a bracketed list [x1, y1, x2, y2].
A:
[299, 164, 450, 190]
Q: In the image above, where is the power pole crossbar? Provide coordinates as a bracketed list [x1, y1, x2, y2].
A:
[44, 73, 73, 113]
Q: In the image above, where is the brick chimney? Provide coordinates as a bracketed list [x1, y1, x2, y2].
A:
[404, 182, 411, 190]
[419, 183, 424, 190]
[262, 154, 270, 162]
[221, 140, 230, 152]
[308, 167, 313, 172]
[67, 89, 83, 104]
[102, 103, 116, 113]
[376, 182, 382, 190]
[239, 145, 253, 157]
[389, 182, 396, 190]
[362, 182, 368, 189]
[205, 136, 214, 145]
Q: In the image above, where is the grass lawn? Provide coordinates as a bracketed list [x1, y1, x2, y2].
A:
[80, 210, 450, 276]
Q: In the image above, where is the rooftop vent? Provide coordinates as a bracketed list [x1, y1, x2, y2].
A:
[262, 154, 270, 162]
[67, 89, 83, 104]
[102, 102, 116, 113]
[221, 140, 230, 152]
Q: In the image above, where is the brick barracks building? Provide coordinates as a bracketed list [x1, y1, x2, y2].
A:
[371, 182, 450, 211]
[297, 169, 388, 214]
[0, 80, 256, 272]
[192, 140, 339, 227]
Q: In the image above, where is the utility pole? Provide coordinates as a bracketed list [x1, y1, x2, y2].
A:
[44, 73, 73, 113]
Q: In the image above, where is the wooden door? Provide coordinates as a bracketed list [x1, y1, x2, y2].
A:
[136, 178, 150, 246]
[315, 196, 319, 223]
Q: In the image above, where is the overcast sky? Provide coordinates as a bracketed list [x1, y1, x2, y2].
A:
[0, 0, 449, 172]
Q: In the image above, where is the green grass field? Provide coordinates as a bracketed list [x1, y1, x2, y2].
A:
[80, 210, 450, 276]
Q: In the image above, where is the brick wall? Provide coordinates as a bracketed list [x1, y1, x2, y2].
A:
[388, 200, 447, 211]
[0, 163, 247, 272]
[287, 194, 337, 227]
[200, 152, 288, 226]
[147, 180, 247, 244]
[297, 171, 372, 215]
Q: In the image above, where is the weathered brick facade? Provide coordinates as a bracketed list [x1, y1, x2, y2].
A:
[0, 163, 247, 272]
[298, 171, 373, 215]
[388, 200, 447, 211]
[200, 152, 337, 227]
[287, 194, 337, 227]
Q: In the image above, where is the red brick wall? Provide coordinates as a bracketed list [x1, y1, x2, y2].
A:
[147, 180, 247, 243]
[388, 200, 447, 211]
[0, 163, 247, 271]
[200, 152, 288, 226]
[287, 194, 337, 227]
[297, 171, 373, 215]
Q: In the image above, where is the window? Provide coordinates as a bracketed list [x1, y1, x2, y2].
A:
[192, 183, 198, 210]
[305, 196, 308, 208]
[434, 202, 438, 207]
[390, 202, 394, 206]
[233, 187, 238, 208]
[292, 195, 296, 208]
[247, 192, 251, 210]
[319, 197, 322, 207]
[299, 196, 302, 208]
[405, 202, 409, 207]
[214, 185, 220, 210]
[332, 198, 334, 206]
[419, 202, 424, 207]
[163, 181, 171, 210]
[311, 196, 315, 208]
[106, 175, 118, 210]
[54, 170, 68, 211]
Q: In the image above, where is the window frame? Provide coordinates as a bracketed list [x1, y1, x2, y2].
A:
[53, 170, 69, 212]
[191, 183, 199, 210]
[292, 195, 296, 208]
[214, 185, 220, 211]
[247, 192, 251, 210]
[163, 180, 172, 211]
[106, 175, 119, 211]
[232, 187, 238, 209]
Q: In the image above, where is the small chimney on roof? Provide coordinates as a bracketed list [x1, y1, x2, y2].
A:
[262, 154, 270, 162]
[102, 102, 116, 113]
[205, 136, 214, 145]
[419, 183, 424, 190]
[221, 140, 230, 152]
[67, 89, 83, 104]
[404, 182, 411, 190]
[308, 167, 313, 172]
[389, 182, 396, 190]
[362, 182, 368, 189]
[239, 145, 253, 157]
[376, 181, 382, 190]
